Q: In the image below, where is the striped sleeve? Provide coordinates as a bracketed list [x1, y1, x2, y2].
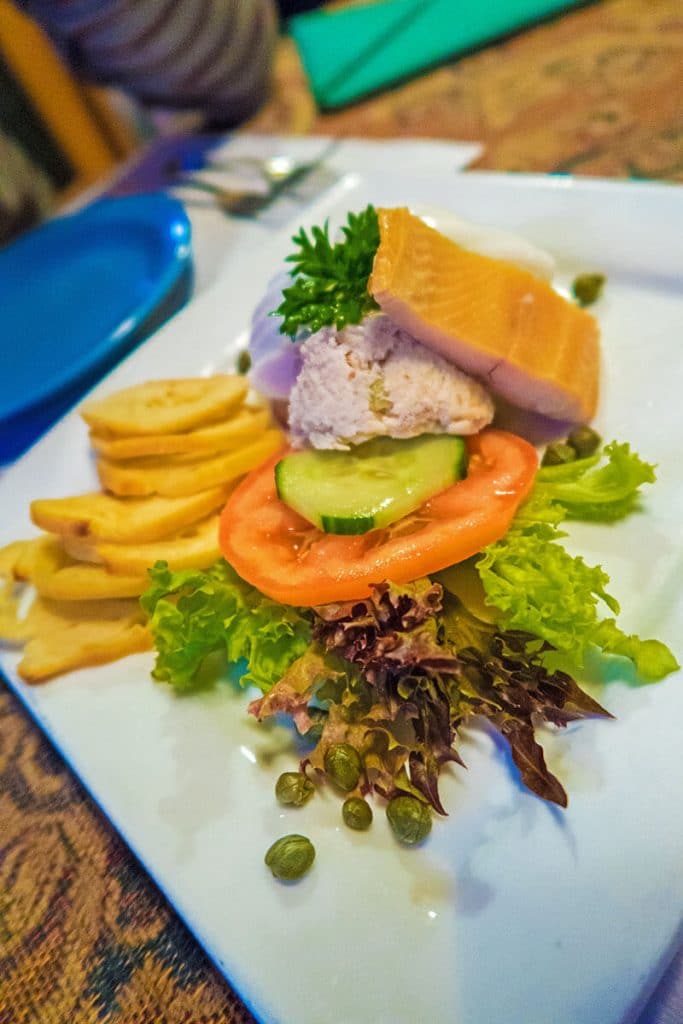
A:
[20, 0, 278, 124]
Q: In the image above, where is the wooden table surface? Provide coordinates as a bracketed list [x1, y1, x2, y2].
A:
[1, 2, 682, 1022]
[247, 0, 683, 181]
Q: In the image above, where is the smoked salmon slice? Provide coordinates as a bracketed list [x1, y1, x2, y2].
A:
[368, 208, 600, 423]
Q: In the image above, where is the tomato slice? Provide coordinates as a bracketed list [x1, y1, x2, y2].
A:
[219, 429, 537, 606]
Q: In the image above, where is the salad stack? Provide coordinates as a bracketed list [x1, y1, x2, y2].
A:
[143, 205, 677, 875]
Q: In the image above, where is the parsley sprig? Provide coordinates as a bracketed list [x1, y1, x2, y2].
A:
[274, 205, 380, 336]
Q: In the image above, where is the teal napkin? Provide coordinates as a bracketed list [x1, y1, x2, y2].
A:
[289, 0, 587, 108]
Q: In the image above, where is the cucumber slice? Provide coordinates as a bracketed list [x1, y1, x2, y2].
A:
[275, 435, 467, 535]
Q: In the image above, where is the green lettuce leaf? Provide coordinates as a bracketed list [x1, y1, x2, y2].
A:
[476, 488, 678, 681]
[141, 559, 312, 692]
[591, 621, 680, 681]
[535, 441, 656, 521]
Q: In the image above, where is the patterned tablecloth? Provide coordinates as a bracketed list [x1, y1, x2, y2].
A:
[2, 1, 682, 1022]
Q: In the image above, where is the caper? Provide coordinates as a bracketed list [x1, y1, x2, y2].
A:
[275, 771, 315, 807]
[236, 349, 252, 374]
[386, 795, 432, 845]
[342, 796, 373, 831]
[567, 424, 601, 459]
[571, 272, 605, 307]
[324, 743, 362, 792]
[541, 442, 577, 467]
[264, 834, 315, 881]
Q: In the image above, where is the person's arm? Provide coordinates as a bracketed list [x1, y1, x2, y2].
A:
[19, 0, 278, 125]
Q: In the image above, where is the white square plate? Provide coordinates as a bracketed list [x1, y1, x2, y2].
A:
[2, 172, 683, 1024]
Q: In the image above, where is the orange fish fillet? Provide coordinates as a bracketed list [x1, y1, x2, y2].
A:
[368, 208, 600, 423]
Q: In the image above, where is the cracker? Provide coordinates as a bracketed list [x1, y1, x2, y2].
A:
[14, 535, 146, 600]
[89, 407, 270, 460]
[18, 597, 152, 684]
[54, 535, 103, 565]
[8, 534, 146, 599]
[13, 534, 68, 580]
[40, 564, 147, 601]
[0, 540, 35, 642]
[0, 580, 31, 643]
[31, 486, 230, 543]
[0, 539, 33, 579]
[62, 512, 222, 576]
[80, 376, 248, 437]
[97, 429, 284, 498]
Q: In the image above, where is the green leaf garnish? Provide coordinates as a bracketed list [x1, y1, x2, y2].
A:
[535, 440, 656, 521]
[476, 441, 679, 680]
[274, 205, 380, 336]
[141, 559, 311, 692]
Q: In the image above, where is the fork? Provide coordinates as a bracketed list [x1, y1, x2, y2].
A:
[170, 140, 340, 217]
